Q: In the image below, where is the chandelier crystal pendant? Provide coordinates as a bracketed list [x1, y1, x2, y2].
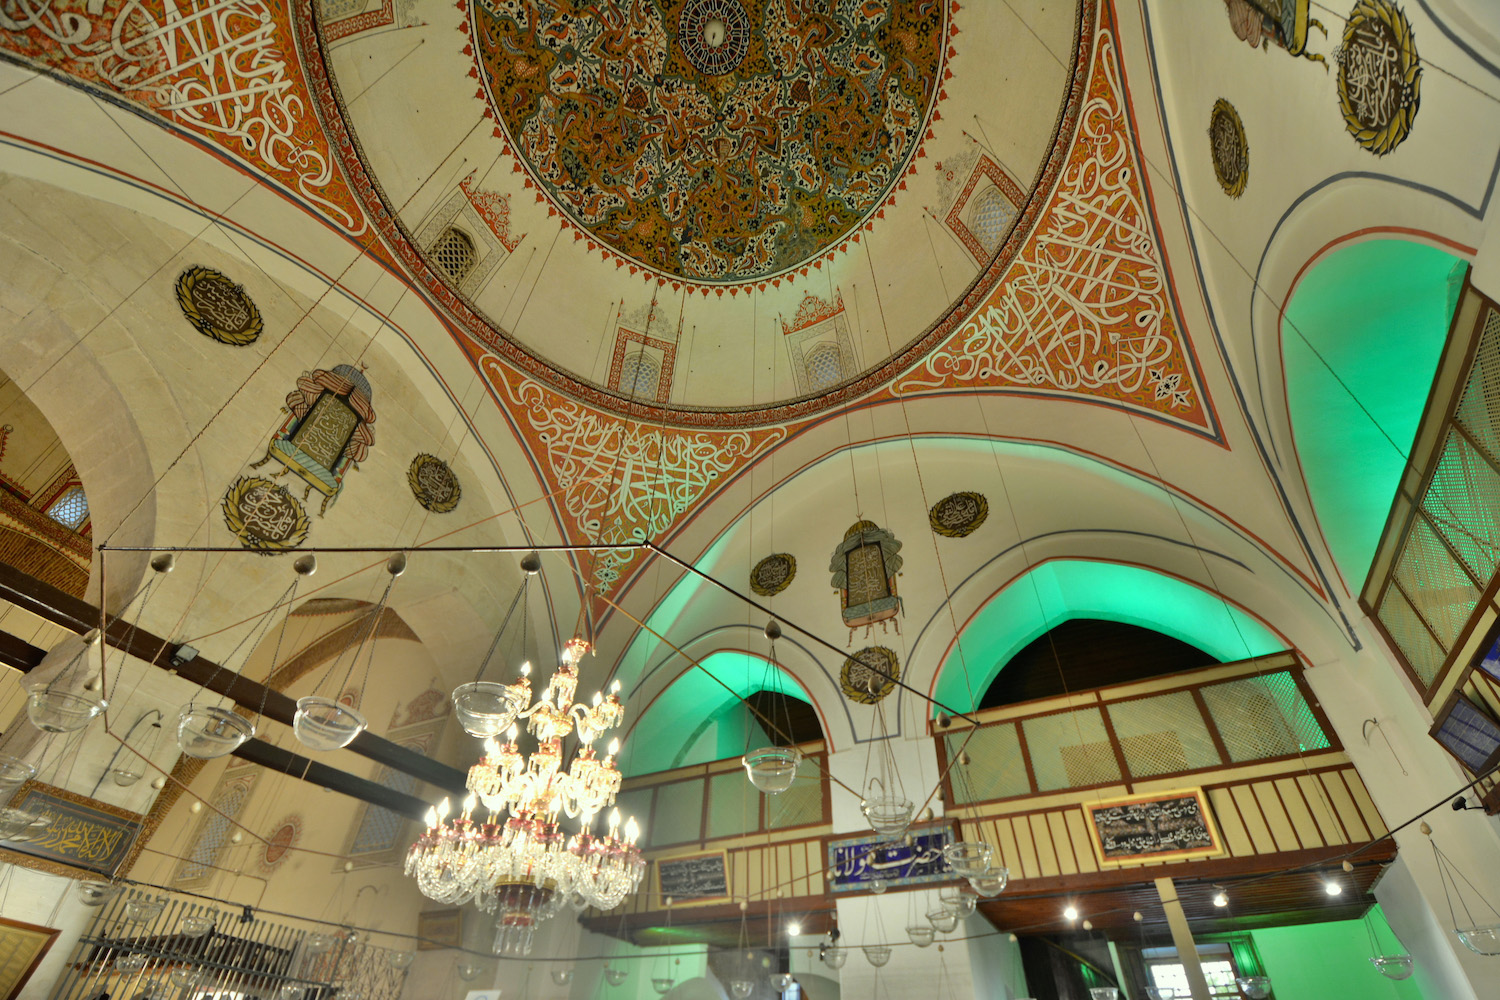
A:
[406, 636, 646, 955]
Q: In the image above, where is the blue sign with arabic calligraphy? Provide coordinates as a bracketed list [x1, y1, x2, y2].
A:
[826, 821, 956, 893]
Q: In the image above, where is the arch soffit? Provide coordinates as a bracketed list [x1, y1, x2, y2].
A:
[923, 556, 1290, 715]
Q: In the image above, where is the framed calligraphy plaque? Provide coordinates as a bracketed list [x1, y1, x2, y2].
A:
[417, 908, 463, 951]
[0, 916, 59, 1000]
[827, 820, 955, 893]
[1082, 788, 1222, 867]
[0, 783, 143, 877]
[656, 852, 728, 901]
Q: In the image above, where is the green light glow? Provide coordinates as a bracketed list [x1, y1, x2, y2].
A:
[622, 651, 808, 776]
[932, 560, 1282, 713]
[1284, 239, 1462, 589]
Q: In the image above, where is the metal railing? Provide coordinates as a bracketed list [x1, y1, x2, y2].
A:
[50, 887, 408, 1000]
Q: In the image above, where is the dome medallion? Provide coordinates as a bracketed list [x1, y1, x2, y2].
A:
[471, 0, 950, 285]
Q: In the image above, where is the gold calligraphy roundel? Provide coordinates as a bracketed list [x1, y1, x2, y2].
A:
[407, 454, 462, 514]
[841, 646, 900, 705]
[1336, 0, 1421, 156]
[929, 492, 989, 538]
[750, 553, 796, 596]
[222, 477, 311, 553]
[1208, 99, 1248, 199]
[176, 266, 263, 346]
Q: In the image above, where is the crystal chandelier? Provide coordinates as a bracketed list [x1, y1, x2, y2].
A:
[405, 637, 645, 955]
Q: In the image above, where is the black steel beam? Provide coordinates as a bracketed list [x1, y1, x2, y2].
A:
[0, 561, 467, 795]
[231, 738, 431, 820]
[0, 630, 44, 672]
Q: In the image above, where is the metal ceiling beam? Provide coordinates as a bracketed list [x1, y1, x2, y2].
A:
[231, 738, 430, 820]
[0, 562, 467, 795]
[0, 630, 44, 673]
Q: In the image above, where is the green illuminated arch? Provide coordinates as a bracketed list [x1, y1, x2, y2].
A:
[621, 651, 810, 777]
[931, 560, 1283, 714]
[1283, 239, 1464, 589]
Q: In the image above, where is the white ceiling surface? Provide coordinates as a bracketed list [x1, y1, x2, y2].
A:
[324, 0, 1078, 408]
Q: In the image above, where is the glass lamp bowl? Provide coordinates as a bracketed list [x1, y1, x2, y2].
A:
[604, 968, 629, 986]
[823, 946, 848, 969]
[869, 878, 888, 894]
[293, 696, 367, 751]
[276, 985, 304, 1000]
[1089, 990, 1120, 1000]
[1369, 955, 1413, 980]
[179, 914, 215, 938]
[110, 767, 143, 786]
[1456, 925, 1500, 955]
[729, 981, 754, 999]
[939, 885, 976, 916]
[743, 747, 802, 794]
[926, 908, 959, 934]
[115, 952, 148, 971]
[451, 682, 522, 738]
[550, 968, 575, 986]
[1144, 989, 1175, 1000]
[177, 704, 254, 758]
[390, 951, 416, 970]
[968, 866, 1010, 897]
[0, 808, 50, 841]
[862, 946, 891, 968]
[861, 797, 913, 837]
[0, 754, 36, 792]
[168, 968, 206, 989]
[769, 973, 795, 992]
[122, 896, 166, 922]
[907, 926, 935, 947]
[77, 881, 119, 907]
[456, 962, 483, 981]
[304, 933, 335, 954]
[1237, 976, 1272, 999]
[942, 841, 993, 878]
[652, 978, 675, 995]
[25, 688, 105, 733]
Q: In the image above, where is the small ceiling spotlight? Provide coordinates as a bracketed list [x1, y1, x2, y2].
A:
[1324, 881, 1343, 897]
[788, 921, 802, 937]
[1063, 906, 1079, 922]
[1212, 890, 1229, 908]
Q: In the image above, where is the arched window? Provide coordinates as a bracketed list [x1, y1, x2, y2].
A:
[348, 766, 419, 857]
[430, 227, 477, 284]
[619, 351, 661, 399]
[176, 778, 253, 884]
[968, 185, 1014, 254]
[805, 343, 843, 392]
[46, 485, 88, 530]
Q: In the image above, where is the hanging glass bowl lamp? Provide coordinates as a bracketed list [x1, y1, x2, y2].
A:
[177, 705, 254, 759]
[744, 746, 802, 794]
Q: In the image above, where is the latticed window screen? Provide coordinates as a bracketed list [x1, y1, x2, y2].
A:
[348, 768, 418, 855]
[967, 186, 1015, 253]
[619, 350, 661, 399]
[1379, 584, 1447, 683]
[945, 724, 1030, 803]
[47, 486, 88, 529]
[652, 779, 705, 844]
[1022, 708, 1121, 791]
[1106, 691, 1222, 778]
[177, 781, 250, 883]
[430, 227, 477, 284]
[1422, 430, 1500, 583]
[1200, 671, 1330, 763]
[706, 770, 762, 839]
[1452, 307, 1500, 465]
[767, 754, 824, 830]
[1393, 514, 1479, 648]
[805, 343, 843, 391]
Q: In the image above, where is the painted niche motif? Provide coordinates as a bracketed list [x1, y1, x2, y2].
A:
[1208, 100, 1249, 198]
[750, 553, 796, 597]
[929, 492, 988, 539]
[259, 814, 302, 873]
[1221, 0, 1328, 66]
[222, 476, 311, 554]
[176, 267, 262, 345]
[841, 646, 900, 705]
[407, 454, 461, 513]
[250, 365, 375, 516]
[1335, 0, 1420, 156]
[829, 520, 903, 642]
